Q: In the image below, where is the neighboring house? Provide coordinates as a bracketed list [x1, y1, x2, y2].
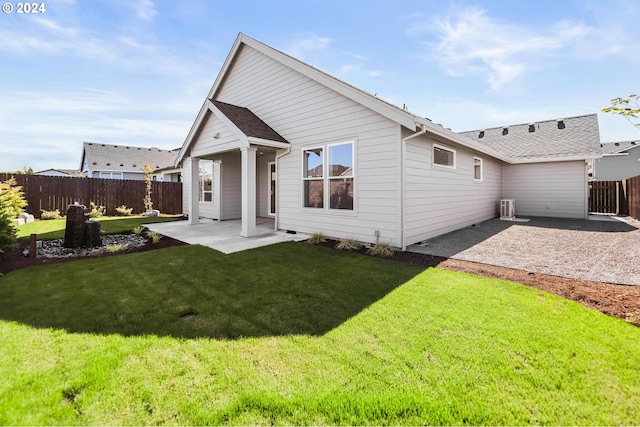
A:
[36, 168, 79, 177]
[591, 140, 640, 181]
[175, 33, 601, 249]
[80, 142, 181, 180]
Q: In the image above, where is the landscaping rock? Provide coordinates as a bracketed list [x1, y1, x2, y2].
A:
[85, 220, 103, 248]
[63, 204, 87, 248]
[146, 209, 160, 217]
[17, 213, 34, 224]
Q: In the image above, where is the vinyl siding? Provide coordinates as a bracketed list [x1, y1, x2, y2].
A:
[593, 149, 640, 180]
[503, 161, 587, 218]
[181, 159, 221, 219]
[191, 113, 242, 158]
[218, 152, 241, 220]
[216, 44, 402, 245]
[404, 132, 503, 245]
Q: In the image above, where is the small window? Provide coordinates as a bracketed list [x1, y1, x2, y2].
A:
[474, 157, 483, 181]
[199, 160, 213, 202]
[303, 148, 324, 208]
[328, 142, 354, 210]
[434, 144, 456, 168]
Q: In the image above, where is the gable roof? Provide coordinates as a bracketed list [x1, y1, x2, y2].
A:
[212, 101, 288, 144]
[176, 33, 511, 166]
[459, 114, 602, 162]
[81, 142, 180, 173]
[600, 140, 640, 155]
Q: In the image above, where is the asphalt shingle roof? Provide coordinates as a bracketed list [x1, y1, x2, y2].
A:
[459, 114, 602, 161]
[82, 142, 179, 172]
[212, 100, 289, 143]
[600, 140, 640, 155]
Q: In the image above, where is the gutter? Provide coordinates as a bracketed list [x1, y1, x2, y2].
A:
[400, 123, 428, 251]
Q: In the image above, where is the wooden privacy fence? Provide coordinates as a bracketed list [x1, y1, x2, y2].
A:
[629, 175, 640, 221]
[0, 174, 182, 218]
[589, 181, 620, 214]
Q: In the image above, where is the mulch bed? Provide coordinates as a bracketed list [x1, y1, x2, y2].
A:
[1, 236, 638, 327]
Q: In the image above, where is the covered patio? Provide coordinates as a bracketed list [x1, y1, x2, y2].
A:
[145, 217, 307, 254]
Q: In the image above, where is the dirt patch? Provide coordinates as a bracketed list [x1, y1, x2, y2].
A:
[317, 239, 640, 327]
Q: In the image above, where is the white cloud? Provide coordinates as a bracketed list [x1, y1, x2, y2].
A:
[408, 7, 591, 90]
[285, 34, 332, 60]
[132, 0, 158, 22]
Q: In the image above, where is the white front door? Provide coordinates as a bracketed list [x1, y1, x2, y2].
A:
[268, 162, 276, 216]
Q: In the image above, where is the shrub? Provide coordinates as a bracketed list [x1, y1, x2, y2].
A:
[307, 233, 326, 245]
[40, 209, 61, 220]
[0, 204, 17, 253]
[336, 238, 360, 251]
[367, 242, 395, 257]
[106, 243, 128, 253]
[115, 205, 133, 216]
[0, 177, 27, 219]
[133, 225, 147, 235]
[146, 231, 162, 243]
[142, 164, 154, 213]
[88, 202, 105, 219]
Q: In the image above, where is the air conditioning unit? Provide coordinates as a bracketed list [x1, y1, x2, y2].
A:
[500, 199, 515, 219]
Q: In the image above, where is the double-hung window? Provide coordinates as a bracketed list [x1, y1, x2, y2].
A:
[303, 141, 354, 211]
[199, 160, 213, 202]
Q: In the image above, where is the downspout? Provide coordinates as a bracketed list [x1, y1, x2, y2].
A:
[274, 146, 292, 231]
[400, 123, 428, 251]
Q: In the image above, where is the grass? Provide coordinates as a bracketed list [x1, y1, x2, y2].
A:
[16, 215, 180, 240]
[0, 242, 639, 425]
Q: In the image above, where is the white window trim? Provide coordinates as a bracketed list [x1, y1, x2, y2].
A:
[474, 156, 483, 181]
[433, 143, 456, 169]
[199, 160, 214, 203]
[301, 140, 356, 212]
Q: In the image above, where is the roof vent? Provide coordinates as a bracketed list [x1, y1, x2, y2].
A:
[133, 164, 137, 167]
[632, 141, 637, 145]
[119, 163, 124, 167]
[615, 142, 620, 146]
[557, 119, 565, 129]
[101, 144, 105, 147]
[106, 163, 111, 166]
[502, 127, 509, 136]
[528, 124, 536, 133]
[92, 162, 97, 165]
[478, 130, 485, 138]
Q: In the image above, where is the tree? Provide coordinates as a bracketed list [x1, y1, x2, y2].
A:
[142, 164, 154, 213]
[602, 94, 640, 130]
[0, 177, 28, 219]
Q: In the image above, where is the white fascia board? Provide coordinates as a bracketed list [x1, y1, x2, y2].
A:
[415, 117, 513, 163]
[510, 155, 602, 164]
[602, 152, 629, 157]
[247, 137, 290, 149]
[175, 101, 209, 167]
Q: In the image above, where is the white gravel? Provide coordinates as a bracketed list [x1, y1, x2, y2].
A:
[408, 216, 640, 286]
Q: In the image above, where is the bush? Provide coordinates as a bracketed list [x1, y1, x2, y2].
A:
[146, 231, 162, 244]
[132, 225, 147, 235]
[0, 207, 17, 253]
[88, 202, 105, 219]
[0, 177, 27, 219]
[367, 242, 395, 257]
[307, 233, 326, 245]
[115, 205, 133, 216]
[106, 243, 128, 253]
[336, 238, 360, 251]
[40, 209, 61, 220]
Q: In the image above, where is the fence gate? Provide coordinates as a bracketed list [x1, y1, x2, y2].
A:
[589, 181, 619, 214]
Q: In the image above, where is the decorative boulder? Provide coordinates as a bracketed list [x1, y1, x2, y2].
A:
[84, 220, 103, 248]
[146, 209, 160, 217]
[18, 213, 35, 224]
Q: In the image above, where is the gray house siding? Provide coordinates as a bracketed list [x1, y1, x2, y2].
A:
[404, 132, 503, 245]
[215, 44, 402, 246]
[593, 148, 640, 181]
[503, 161, 587, 219]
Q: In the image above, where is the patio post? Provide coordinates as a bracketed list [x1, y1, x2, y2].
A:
[240, 146, 257, 237]
[188, 156, 200, 225]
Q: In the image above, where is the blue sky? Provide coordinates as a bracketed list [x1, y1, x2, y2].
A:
[1, 0, 639, 172]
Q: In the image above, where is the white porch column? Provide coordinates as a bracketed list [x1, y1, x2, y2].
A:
[240, 146, 257, 237]
[188, 156, 200, 225]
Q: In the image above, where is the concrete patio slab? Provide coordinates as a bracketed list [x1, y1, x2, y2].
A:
[145, 217, 308, 254]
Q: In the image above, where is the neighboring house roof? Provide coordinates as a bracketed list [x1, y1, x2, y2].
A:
[36, 168, 78, 176]
[81, 142, 180, 173]
[176, 33, 511, 166]
[459, 114, 602, 162]
[600, 140, 640, 155]
[212, 101, 288, 143]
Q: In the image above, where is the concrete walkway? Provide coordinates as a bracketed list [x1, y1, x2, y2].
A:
[145, 217, 308, 254]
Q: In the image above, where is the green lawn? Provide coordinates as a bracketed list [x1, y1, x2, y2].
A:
[0, 242, 639, 425]
[16, 215, 180, 240]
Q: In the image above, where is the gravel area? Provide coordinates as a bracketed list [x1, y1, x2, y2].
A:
[408, 216, 640, 286]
